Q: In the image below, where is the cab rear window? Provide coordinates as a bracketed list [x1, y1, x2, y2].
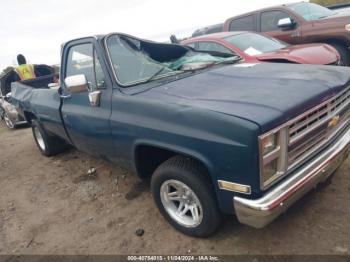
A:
[229, 15, 255, 31]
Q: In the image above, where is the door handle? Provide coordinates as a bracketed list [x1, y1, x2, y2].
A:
[88, 91, 101, 107]
[60, 94, 72, 99]
[291, 31, 301, 38]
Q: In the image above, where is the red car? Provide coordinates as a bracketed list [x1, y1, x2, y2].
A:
[181, 31, 341, 65]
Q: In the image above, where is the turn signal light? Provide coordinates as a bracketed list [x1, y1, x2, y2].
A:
[218, 180, 251, 194]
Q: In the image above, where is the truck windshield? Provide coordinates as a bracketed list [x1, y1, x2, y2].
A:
[106, 34, 237, 87]
[224, 33, 287, 55]
[106, 36, 176, 86]
[288, 2, 335, 21]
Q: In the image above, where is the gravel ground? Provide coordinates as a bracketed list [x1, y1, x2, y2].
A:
[0, 122, 349, 255]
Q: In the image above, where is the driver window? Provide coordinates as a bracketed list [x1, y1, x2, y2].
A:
[66, 43, 97, 91]
[261, 11, 292, 32]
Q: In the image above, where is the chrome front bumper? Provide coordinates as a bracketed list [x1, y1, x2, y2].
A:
[234, 127, 350, 228]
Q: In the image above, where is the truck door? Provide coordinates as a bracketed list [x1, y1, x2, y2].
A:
[260, 10, 302, 44]
[60, 39, 114, 159]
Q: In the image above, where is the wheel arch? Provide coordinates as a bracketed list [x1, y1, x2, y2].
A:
[134, 142, 214, 184]
[319, 38, 348, 47]
[320, 38, 350, 65]
[23, 111, 37, 125]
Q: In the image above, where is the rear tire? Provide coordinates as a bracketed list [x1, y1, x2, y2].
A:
[32, 119, 70, 156]
[151, 156, 222, 237]
[330, 43, 350, 66]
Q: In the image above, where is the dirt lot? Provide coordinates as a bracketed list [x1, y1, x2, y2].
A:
[0, 122, 349, 255]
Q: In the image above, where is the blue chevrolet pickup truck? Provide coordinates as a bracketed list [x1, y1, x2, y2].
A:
[11, 33, 350, 237]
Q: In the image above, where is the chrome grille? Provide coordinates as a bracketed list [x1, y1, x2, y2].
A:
[287, 87, 350, 168]
[289, 104, 328, 142]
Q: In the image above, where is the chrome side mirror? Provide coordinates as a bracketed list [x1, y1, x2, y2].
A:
[64, 74, 88, 94]
[278, 17, 294, 29]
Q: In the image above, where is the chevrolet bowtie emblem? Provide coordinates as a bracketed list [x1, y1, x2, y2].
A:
[328, 115, 340, 128]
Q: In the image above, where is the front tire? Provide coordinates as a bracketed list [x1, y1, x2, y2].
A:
[32, 119, 70, 156]
[151, 156, 222, 237]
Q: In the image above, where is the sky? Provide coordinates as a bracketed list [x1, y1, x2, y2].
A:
[0, 0, 298, 70]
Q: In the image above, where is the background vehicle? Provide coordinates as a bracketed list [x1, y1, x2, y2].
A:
[192, 23, 224, 37]
[327, 3, 350, 13]
[223, 2, 350, 65]
[11, 33, 350, 237]
[0, 92, 26, 129]
[0, 65, 54, 129]
[182, 31, 341, 65]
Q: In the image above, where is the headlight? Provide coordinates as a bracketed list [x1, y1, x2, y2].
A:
[345, 24, 350, 31]
[263, 158, 277, 177]
[261, 133, 278, 155]
[259, 128, 288, 189]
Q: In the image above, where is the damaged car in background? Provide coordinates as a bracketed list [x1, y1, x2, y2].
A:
[11, 33, 350, 237]
[182, 31, 342, 65]
[0, 65, 54, 129]
[0, 68, 26, 129]
[224, 2, 350, 66]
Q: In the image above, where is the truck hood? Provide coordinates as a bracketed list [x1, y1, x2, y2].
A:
[139, 63, 350, 132]
[255, 44, 339, 65]
[330, 9, 350, 17]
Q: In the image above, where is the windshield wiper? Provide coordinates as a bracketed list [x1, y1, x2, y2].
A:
[143, 67, 185, 84]
[143, 56, 241, 84]
[198, 50, 236, 58]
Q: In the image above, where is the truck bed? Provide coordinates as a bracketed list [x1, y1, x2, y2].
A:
[11, 74, 57, 119]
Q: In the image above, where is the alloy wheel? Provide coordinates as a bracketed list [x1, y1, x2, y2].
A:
[34, 126, 46, 151]
[160, 179, 203, 228]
